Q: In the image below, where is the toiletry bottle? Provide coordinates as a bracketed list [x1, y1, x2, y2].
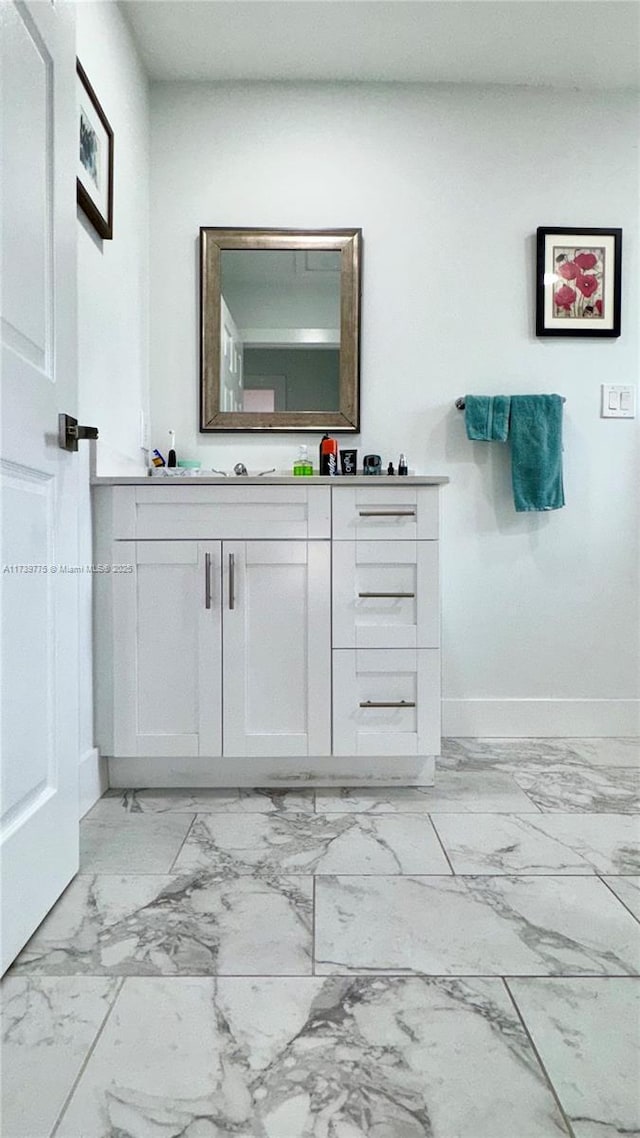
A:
[398, 454, 408, 476]
[387, 462, 395, 475]
[293, 445, 313, 476]
[167, 430, 177, 468]
[319, 433, 338, 476]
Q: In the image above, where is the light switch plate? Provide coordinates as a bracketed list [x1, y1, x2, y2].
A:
[601, 384, 636, 418]
[139, 410, 150, 450]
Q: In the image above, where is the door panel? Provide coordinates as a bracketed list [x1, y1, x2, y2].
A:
[1, 471, 55, 817]
[2, 4, 50, 365]
[223, 541, 331, 757]
[1, 0, 78, 974]
[113, 543, 221, 758]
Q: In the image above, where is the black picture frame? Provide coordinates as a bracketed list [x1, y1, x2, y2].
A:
[76, 60, 114, 240]
[536, 227, 622, 337]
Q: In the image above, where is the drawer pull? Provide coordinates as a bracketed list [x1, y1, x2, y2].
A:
[358, 510, 416, 517]
[359, 699, 416, 708]
[358, 591, 415, 599]
[205, 552, 212, 609]
[228, 553, 235, 610]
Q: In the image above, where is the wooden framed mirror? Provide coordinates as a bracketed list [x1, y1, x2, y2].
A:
[200, 227, 361, 432]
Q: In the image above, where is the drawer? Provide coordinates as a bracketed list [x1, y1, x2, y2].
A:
[332, 486, 438, 540]
[333, 649, 440, 756]
[111, 485, 331, 540]
[333, 541, 439, 649]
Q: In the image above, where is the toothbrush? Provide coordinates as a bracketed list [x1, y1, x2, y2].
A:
[167, 430, 176, 468]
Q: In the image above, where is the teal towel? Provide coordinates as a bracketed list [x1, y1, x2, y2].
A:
[510, 395, 565, 512]
[464, 395, 511, 441]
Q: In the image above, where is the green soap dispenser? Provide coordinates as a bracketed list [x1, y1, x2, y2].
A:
[293, 445, 313, 476]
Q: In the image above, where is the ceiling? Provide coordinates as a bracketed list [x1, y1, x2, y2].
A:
[121, 1, 640, 89]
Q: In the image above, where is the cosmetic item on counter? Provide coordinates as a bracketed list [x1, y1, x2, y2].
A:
[151, 449, 166, 467]
[387, 462, 395, 475]
[293, 445, 314, 476]
[340, 448, 357, 475]
[177, 460, 201, 474]
[398, 454, 408, 476]
[319, 433, 338, 476]
[152, 466, 197, 477]
[167, 430, 177, 468]
[363, 454, 382, 475]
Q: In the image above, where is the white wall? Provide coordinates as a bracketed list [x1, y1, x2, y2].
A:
[76, 1, 150, 809]
[77, 1, 150, 464]
[150, 81, 639, 736]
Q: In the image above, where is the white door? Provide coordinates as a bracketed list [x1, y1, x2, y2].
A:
[220, 296, 244, 411]
[223, 541, 331, 757]
[112, 543, 222, 758]
[1, 1, 79, 973]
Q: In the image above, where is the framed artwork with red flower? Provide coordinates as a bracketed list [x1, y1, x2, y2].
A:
[536, 227, 621, 337]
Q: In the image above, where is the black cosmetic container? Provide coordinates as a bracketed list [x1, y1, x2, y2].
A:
[340, 448, 358, 475]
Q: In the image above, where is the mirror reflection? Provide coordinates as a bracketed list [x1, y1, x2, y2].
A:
[200, 228, 361, 432]
[220, 250, 341, 413]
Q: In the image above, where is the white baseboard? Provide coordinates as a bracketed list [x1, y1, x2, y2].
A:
[442, 699, 640, 737]
[79, 747, 109, 818]
[107, 753, 436, 788]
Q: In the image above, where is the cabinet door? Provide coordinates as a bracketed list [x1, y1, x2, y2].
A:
[223, 541, 331, 757]
[112, 542, 221, 757]
[333, 540, 439, 649]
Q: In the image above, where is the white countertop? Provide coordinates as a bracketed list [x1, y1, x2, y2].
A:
[91, 474, 450, 486]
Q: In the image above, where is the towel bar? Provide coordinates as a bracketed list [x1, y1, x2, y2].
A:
[455, 396, 566, 409]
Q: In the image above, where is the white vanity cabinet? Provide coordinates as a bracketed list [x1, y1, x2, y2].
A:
[109, 539, 330, 760]
[95, 485, 331, 764]
[93, 477, 446, 786]
[330, 485, 440, 761]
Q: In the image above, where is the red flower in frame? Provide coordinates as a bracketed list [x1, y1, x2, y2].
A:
[576, 274, 598, 298]
[554, 284, 577, 310]
[557, 261, 579, 280]
[595, 299, 603, 315]
[574, 251, 598, 271]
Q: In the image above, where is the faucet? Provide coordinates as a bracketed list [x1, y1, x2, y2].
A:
[233, 463, 276, 477]
[210, 463, 277, 477]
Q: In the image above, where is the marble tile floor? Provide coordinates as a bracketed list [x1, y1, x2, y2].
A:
[2, 737, 639, 1137]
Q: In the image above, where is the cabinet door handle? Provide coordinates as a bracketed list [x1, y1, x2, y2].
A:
[358, 591, 415, 599]
[205, 552, 212, 609]
[359, 699, 416, 708]
[228, 553, 235, 610]
[358, 510, 416, 517]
